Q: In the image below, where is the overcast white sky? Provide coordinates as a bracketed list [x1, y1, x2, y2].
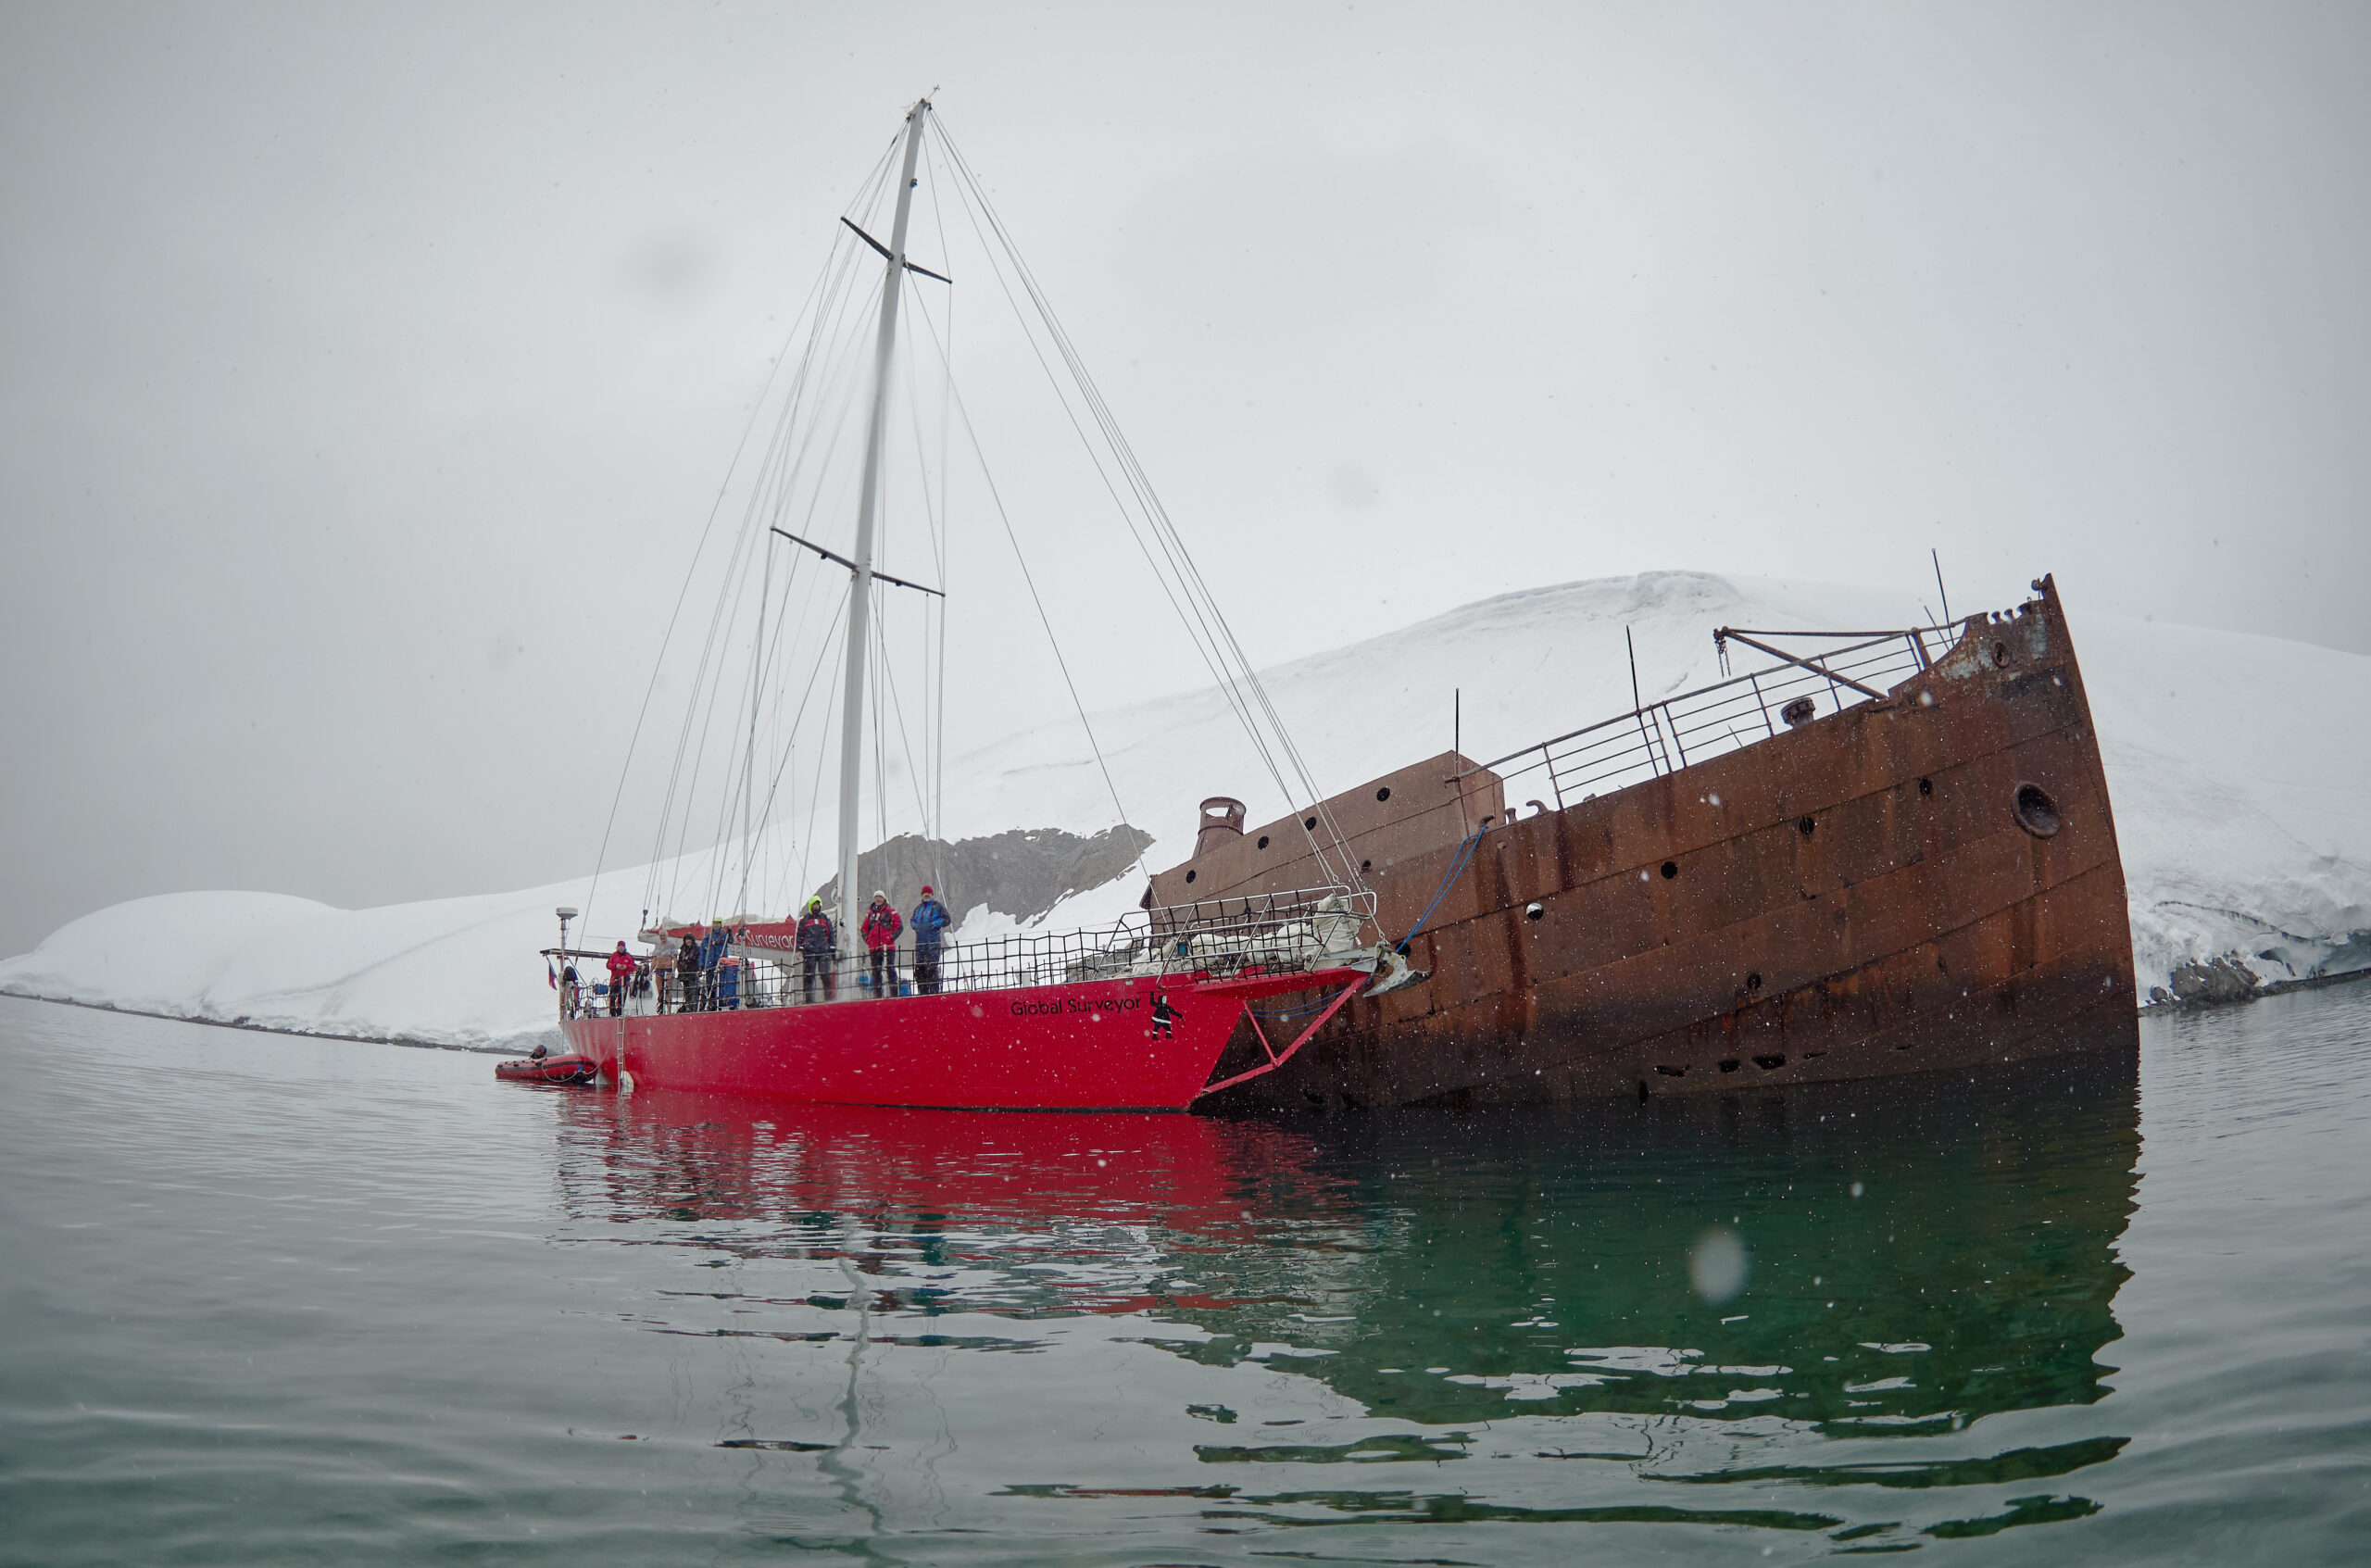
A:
[4, 2, 2365, 960]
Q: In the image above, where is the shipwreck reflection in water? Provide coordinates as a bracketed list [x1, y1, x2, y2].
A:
[546, 1044, 2138, 1542]
[550, 1048, 2138, 1430]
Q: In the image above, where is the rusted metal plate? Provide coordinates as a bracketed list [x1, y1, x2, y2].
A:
[1168, 575, 2138, 1108]
[1147, 750, 1504, 937]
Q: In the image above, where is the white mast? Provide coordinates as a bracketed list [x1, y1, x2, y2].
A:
[835, 98, 929, 958]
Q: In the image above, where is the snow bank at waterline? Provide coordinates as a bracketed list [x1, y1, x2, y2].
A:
[4, 572, 2365, 1050]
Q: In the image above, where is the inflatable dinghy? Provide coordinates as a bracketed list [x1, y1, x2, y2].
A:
[496, 1053, 598, 1085]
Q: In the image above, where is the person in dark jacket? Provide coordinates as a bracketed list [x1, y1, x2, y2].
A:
[910, 884, 950, 995]
[676, 932, 701, 1010]
[697, 919, 729, 1010]
[797, 897, 837, 1003]
[860, 891, 902, 996]
[605, 941, 636, 1017]
[1149, 988, 1182, 1040]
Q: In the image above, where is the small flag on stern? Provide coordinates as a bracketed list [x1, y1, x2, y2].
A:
[546, 958, 558, 990]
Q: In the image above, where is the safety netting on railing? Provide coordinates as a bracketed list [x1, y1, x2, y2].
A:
[551, 886, 1374, 1018]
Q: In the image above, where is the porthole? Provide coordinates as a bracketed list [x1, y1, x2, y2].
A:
[1524, 901, 1544, 922]
[1746, 971, 1763, 993]
[1185, 869, 1198, 883]
[1798, 816, 1816, 836]
[2013, 782, 2062, 838]
[1660, 860, 1678, 880]
[1993, 640, 2011, 667]
[1256, 834, 1270, 850]
[1360, 859, 1373, 873]
[1375, 786, 1392, 803]
[1917, 776, 1933, 797]
[1303, 815, 1317, 831]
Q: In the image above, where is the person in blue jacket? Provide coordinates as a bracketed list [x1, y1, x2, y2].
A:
[697, 918, 729, 1010]
[910, 884, 951, 995]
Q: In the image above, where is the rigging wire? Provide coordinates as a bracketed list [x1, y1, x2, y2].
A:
[930, 115, 1361, 897]
[747, 586, 849, 912]
[658, 202, 896, 919]
[922, 130, 956, 889]
[645, 144, 908, 922]
[583, 178, 879, 938]
[874, 585, 934, 836]
[734, 527, 772, 915]
[629, 138, 902, 928]
[892, 275, 953, 850]
[614, 107, 1376, 958]
[920, 136, 1248, 738]
[647, 234, 872, 919]
[937, 119, 1342, 866]
[733, 531, 825, 913]
[795, 623, 845, 909]
[903, 282, 1136, 840]
[870, 584, 890, 872]
[688, 521, 774, 917]
[726, 526, 852, 917]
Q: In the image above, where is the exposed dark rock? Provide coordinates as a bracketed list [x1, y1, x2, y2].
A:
[812, 824, 1154, 927]
[2165, 955, 2263, 1008]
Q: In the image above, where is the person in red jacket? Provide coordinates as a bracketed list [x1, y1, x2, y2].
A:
[860, 891, 903, 997]
[605, 941, 636, 1017]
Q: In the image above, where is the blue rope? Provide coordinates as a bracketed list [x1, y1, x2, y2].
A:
[1243, 834, 1482, 1022]
[1394, 831, 1484, 957]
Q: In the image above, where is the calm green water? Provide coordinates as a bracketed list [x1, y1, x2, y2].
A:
[1, 988, 2365, 1563]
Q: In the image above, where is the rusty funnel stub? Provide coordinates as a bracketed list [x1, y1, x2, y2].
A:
[1194, 797, 1247, 857]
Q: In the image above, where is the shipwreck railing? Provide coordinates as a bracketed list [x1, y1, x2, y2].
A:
[1467, 622, 1957, 811]
[548, 886, 1374, 1019]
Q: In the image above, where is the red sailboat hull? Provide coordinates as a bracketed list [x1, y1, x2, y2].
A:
[560, 968, 1362, 1110]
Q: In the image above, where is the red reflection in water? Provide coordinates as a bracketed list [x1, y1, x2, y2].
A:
[552, 1087, 1338, 1244]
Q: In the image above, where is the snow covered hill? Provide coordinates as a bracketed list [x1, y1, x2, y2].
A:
[6, 572, 2365, 1051]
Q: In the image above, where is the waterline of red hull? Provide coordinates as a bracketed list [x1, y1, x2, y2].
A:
[559, 969, 1356, 1110]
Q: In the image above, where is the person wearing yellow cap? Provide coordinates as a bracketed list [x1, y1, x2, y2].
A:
[796, 897, 837, 1003]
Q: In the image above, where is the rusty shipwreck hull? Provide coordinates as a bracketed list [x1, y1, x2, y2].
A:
[1156, 575, 2139, 1108]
